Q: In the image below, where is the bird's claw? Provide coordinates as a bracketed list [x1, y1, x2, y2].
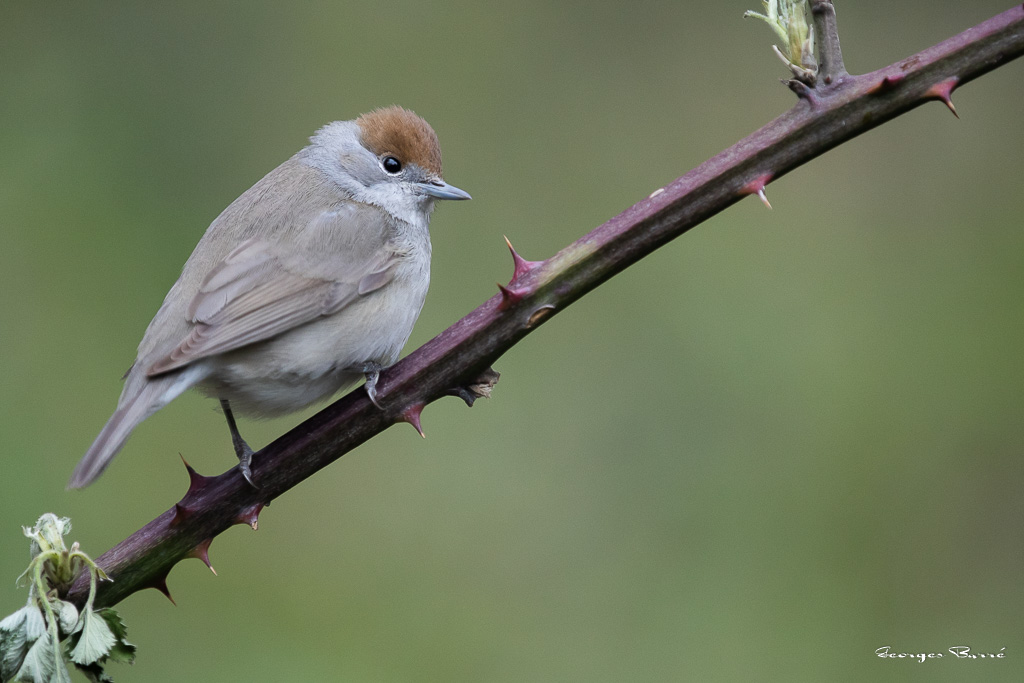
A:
[238, 447, 256, 488]
[362, 362, 384, 409]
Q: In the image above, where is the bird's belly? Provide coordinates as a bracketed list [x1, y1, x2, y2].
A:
[195, 284, 424, 416]
[199, 362, 361, 417]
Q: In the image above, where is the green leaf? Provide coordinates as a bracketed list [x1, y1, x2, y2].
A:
[15, 632, 71, 683]
[21, 609, 45, 645]
[0, 608, 29, 635]
[93, 611, 135, 666]
[4, 518, 135, 681]
[0, 605, 47, 682]
[1, 607, 32, 682]
[68, 610, 114, 666]
[72, 661, 114, 683]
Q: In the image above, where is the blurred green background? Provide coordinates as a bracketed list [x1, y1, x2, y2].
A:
[2, 1, 1022, 681]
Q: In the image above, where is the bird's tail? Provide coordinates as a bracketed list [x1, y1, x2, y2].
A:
[68, 367, 203, 489]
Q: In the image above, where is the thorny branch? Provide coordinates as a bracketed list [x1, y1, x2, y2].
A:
[67, 5, 1024, 608]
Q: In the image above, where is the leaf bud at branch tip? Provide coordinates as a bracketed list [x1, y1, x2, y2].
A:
[745, 0, 818, 83]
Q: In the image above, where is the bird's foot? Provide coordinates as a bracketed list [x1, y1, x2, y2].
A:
[236, 440, 256, 488]
[361, 362, 385, 409]
[220, 398, 259, 488]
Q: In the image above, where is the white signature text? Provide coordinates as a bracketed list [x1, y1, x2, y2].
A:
[875, 646, 1006, 663]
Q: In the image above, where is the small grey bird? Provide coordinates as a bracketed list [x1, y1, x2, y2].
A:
[69, 106, 470, 489]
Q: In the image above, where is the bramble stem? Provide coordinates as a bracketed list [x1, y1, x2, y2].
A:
[811, 0, 847, 83]
[66, 5, 1024, 609]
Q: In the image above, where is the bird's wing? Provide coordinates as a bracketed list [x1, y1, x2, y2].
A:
[146, 205, 400, 376]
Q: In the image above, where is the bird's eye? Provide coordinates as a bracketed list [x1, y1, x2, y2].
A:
[382, 156, 402, 174]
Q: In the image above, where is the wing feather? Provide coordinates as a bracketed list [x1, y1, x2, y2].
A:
[146, 204, 401, 377]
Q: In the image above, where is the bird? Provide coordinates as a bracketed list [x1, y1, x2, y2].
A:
[69, 106, 470, 489]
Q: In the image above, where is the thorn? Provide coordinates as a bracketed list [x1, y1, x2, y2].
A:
[447, 386, 478, 407]
[235, 502, 265, 530]
[648, 187, 665, 199]
[867, 73, 904, 95]
[925, 77, 959, 118]
[497, 283, 528, 310]
[504, 236, 542, 283]
[180, 455, 215, 497]
[188, 538, 217, 575]
[526, 304, 556, 328]
[172, 456, 213, 526]
[171, 502, 191, 527]
[147, 574, 176, 605]
[756, 188, 772, 209]
[786, 79, 819, 106]
[741, 174, 774, 209]
[399, 402, 426, 438]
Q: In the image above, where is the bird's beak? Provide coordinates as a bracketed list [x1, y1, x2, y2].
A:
[418, 179, 472, 201]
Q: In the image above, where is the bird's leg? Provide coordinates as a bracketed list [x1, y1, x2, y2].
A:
[220, 398, 257, 488]
[361, 362, 384, 409]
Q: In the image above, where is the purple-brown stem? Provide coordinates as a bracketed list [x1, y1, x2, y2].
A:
[66, 5, 1024, 609]
[811, 0, 848, 84]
